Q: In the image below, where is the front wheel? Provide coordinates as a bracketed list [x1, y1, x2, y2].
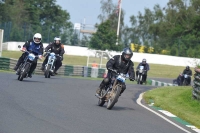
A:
[106, 85, 121, 110]
[45, 65, 51, 78]
[97, 91, 106, 106]
[19, 64, 30, 81]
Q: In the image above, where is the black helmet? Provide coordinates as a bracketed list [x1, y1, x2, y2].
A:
[122, 47, 133, 61]
[142, 58, 146, 64]
[186, 66, 190, 70]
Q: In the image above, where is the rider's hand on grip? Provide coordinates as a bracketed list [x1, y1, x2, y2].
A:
[39, 55, 43, 60]
[21, 47, 26, 52]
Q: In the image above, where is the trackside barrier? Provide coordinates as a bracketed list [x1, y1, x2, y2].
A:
[147, 79, 178, 87]
[192, 68, 200, 100]
[0, 57, 106, 78]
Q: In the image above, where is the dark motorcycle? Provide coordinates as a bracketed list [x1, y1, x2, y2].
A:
[44, 52, 60, 78]
[16, 45, 40, 81]
[95, 71, 128, 110]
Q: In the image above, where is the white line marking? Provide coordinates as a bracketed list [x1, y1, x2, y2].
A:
[136, 92, 192, 133]
[159, 110, 177, 117]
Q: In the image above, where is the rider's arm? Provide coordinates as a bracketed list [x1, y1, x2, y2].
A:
[45, 43, 52, 52]
[136, 63, 141, 70]
[106, 55, 118, 70]
[59, 44, 65, 56]
[128, 62, 135, 79]
[146, 63, 150, 71]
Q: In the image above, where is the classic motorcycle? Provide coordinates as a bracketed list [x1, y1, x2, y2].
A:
[137, 66, 145, 84]
[95, 71, 127, 110]
[16, 45, 40, 81]
[44, 52, 60, 78]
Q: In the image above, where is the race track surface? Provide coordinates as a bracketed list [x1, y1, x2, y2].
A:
[0, 73, 194, 133]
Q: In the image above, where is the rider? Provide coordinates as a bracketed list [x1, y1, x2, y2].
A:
[181, 66, 192, 85]
[136, 58, 150, 83]
[96, 47, 135, 96]
[13, 33, 43, 78]
[40, 37, 65, 75]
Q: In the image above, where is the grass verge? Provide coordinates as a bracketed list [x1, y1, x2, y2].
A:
[2, 50, 195, 79]
[143, 86, 200, 128]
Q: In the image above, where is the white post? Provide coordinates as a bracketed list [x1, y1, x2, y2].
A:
[100, 51, 103, 68]
[0, 29, 4, 57]
[116, 0, 122, 45]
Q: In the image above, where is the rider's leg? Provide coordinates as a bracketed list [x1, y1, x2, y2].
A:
[13, 53, 26, 71]
[41, 57, 48, 70]
[96, 73, 111, 95]
[54, 57, 62, 74]
[136, 71, 139, 80]
[28, 59, 37, 78]
[120, 83, 126, 96]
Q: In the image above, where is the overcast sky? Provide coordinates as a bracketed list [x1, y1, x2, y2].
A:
[56, 0, 169, 26]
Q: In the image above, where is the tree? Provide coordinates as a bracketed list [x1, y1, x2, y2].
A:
[90, 20, 122, 51]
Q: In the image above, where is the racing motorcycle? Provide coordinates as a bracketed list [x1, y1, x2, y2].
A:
[95, 70, 128, 110]
[137, 66, 145, 84]
[16, 45, 40, 81]
[44, 52, 60, 78]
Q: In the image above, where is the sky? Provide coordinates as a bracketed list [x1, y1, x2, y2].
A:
[56, 0, 170, 27]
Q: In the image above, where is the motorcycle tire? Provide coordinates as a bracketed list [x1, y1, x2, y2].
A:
[45, 65, 51, 78]
[107, 85, 121, 110]
[19, 64, 30, 81]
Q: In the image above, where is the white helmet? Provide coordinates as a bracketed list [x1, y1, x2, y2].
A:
[54, 37, 61, 45]
[33, 33, 42, 44]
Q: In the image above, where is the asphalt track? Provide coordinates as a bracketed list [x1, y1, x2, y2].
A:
[0, 73, 195, 133]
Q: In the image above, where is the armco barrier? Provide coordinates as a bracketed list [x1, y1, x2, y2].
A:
[148, 79, 178, 87]
[0, 57, 106, 78]
[0, 57, 10, 70]
[192, 68, 200, 100]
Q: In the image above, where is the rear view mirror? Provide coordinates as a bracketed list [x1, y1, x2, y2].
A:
[18, 45, 21, 48]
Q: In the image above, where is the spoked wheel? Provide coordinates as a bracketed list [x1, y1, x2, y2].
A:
[19, 64, 30, 81]
[107, 85, 121, 110]
[45, 65, 51, 78]
[97, 91, 106, 106]
[137, 75, 141, 84]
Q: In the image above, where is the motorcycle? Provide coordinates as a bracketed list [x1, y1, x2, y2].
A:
[16, 45, 40, 81]
[44, 52, 60, 78]
[182, 74, 191, 86]
[95, 71, 128, 110]
[137, 66, 146, 84]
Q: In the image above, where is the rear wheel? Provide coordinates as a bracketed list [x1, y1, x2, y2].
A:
[107, 85, 121, 110]
[19, 64, 30, 81]
[45, 65, 51, 78]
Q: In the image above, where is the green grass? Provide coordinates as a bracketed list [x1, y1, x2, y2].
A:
[2, 50, 194, 78]
[144, 86, 200, 128]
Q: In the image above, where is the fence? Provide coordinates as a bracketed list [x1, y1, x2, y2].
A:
[192, 68, 200, 100]
[0, 57, 106, 78]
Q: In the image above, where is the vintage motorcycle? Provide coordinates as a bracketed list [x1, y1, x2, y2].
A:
[95, 70, 128, 110]
[137, 66, 146, 84]
[44, 52, 60, 78]
[16, 45, 40, 81]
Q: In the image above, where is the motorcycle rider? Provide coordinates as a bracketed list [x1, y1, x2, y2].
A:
[13, 33, 43, 78]
[40, 37, 65, 75]
[96, 47, 135, 96]
[136, 58, 150, 83]
[181, 66, 192, 85]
